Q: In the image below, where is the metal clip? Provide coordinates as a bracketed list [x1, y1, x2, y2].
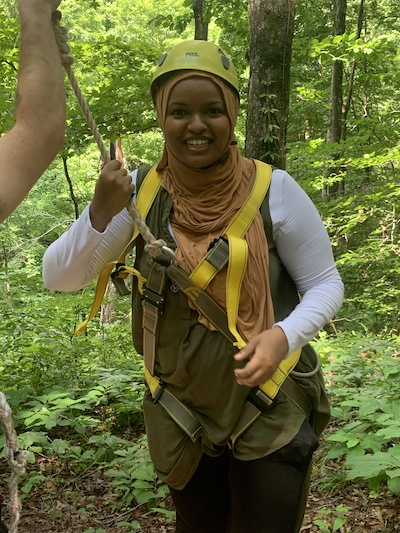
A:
[162, 245, 178, 265]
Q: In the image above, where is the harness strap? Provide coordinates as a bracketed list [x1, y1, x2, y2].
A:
[75, 263, 146, 335]
[230, 376, 313, 447]
[226, 234, 248, 349]
[120, 165, 162, 260]
[166, 262, 236, 343]
[190, 160, 272, 290]
[142, 262, 168, 375]
[144, 365, 202, 442]
[143, 358, 311, 447]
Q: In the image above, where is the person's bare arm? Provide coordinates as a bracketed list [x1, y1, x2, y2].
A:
[0, 0, 66, 223]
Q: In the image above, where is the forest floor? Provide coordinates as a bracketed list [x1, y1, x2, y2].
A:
[1, 441, 399, 533]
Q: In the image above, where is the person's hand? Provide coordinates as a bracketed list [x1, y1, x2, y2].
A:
[233, 326, 289, 387]
[90, 159, 135, 232]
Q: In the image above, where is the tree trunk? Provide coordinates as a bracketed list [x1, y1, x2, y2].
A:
[100, 282, 116, 325]
[323, 0, 347, 197]
[342, 0, 364, 131]
[193, 0, 208, 41]
[246, 0, 295, 168]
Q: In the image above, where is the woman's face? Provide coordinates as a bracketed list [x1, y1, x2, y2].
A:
[163, 77, 231, 169]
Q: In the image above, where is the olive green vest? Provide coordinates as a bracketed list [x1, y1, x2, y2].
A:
[130, 166, 330, 490]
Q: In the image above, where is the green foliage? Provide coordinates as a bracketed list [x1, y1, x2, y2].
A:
[313, 504, 349, 533]
[314, 334, 400, 495]
[104, 435, 171, 511]
[0, 362, 168, 513]
[0, 5, 19, 135]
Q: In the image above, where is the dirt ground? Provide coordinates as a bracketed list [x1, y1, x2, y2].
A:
[1, 453, 399, 532]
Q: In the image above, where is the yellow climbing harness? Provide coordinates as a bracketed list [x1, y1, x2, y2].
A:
[75, 160, 309, 445]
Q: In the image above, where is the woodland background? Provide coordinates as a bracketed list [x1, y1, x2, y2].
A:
[0, 0, 399, 532]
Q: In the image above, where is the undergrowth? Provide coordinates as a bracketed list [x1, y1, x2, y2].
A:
[1, 325, 399, 530]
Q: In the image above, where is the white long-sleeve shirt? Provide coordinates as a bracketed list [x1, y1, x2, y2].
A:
[43, 168, 344, 354]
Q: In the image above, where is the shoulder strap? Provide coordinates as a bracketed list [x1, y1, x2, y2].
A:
[128, 166, 162, 242]
[190, 160, 272, 291]
[117, 165, 162, 263]
[189, 160, 272, 349]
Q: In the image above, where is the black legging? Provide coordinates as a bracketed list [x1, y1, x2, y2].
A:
[169, 420, 318, 533]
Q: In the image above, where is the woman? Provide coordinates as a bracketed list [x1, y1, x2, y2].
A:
[43, 41, 344, 533]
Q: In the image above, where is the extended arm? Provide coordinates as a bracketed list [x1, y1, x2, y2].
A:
[43, 161, 136, 290]
[0, 0, 66, 223]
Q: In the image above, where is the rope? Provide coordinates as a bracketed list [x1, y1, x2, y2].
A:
[0, 393, 29, 533]
[52, 11, 168, 261]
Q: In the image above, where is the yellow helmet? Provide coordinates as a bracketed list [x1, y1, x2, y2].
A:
[151, 40, 239, 101]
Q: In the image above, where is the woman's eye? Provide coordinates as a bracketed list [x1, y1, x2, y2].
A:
[172, 109, 186, 116]
[208, 108, 221, 115]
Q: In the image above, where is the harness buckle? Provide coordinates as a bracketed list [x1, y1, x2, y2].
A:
[142, 286, 165, 313]
[152, 379, 165, 403]
[206, 237, 229, 269]
[247, 387, 275, 412]
[111, 263, 131, 295]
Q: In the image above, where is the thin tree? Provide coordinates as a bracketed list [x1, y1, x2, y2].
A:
[193, 0, 208, 40]
[246, 0, 295, 168]
[323, 0, 347, 196]
[62, 156, 79, 220]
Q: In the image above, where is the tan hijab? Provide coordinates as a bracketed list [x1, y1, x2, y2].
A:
[155, 72, 275, 341]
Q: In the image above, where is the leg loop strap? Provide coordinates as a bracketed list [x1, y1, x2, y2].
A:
[144, 364, 202, 443]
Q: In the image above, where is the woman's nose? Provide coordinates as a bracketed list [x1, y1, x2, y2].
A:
[188, 113, 207, 132]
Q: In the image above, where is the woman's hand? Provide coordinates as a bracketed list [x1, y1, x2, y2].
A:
[89, 160, 135, 232]
[234, 326, 289, 387]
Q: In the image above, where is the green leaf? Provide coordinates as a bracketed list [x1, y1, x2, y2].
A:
[346, 452, 400, 479]
[133, 480, 153, 489]
[387, 477, 400, 494]
[332, 516, 346, 531]
[313, 520, 331, 533]
[104, 469, 129, 479]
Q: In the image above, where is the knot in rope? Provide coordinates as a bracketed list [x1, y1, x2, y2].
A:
[52, 11, 74, 68]
[3, 448, 29, 478]
[126, 205, 177, 264]
[144, 239, 167, 258]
